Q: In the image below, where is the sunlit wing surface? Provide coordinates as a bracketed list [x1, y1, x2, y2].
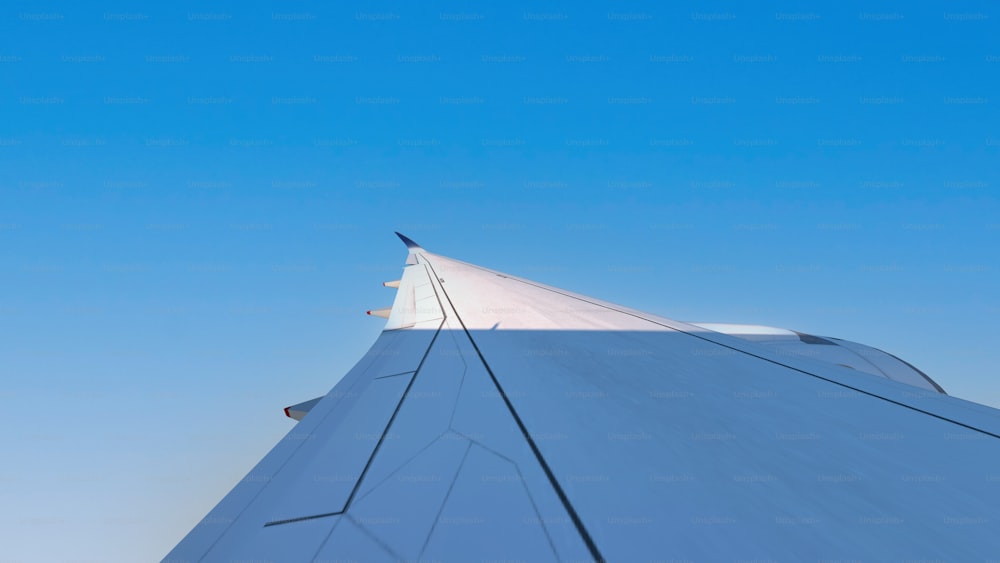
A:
[165, 234, 1000, 562]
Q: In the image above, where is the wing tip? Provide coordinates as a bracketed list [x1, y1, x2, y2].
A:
[395, 231, 423, 251]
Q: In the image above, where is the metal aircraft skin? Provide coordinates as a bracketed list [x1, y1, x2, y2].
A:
[165, 233, 1000, 562]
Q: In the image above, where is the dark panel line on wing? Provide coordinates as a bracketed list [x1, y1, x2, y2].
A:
[265, 319, 444, 529]
[418, 441, 473, 559]
[374, 369, 417, 380]
[338, 319, 445, 511]
[351, 429, 451, 507]
[197, 332, 407, 560]
[420, 262, 449, 323]
[264, 511, 342, 527]
[422, 258, 607, 563]
[344, 514, 407, 560]
[306, 317, 447, 557]
[484, 270, 1000, 441]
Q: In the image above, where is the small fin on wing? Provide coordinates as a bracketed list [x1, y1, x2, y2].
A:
[283, 396, 323, 422]
[395, 232, 423, 251]
[383, 280, 401, 288]
[367, 307, 392, 319]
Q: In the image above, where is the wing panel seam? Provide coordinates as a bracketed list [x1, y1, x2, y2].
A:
[263, 320, 445, 527]
[421, 256, 607, 563]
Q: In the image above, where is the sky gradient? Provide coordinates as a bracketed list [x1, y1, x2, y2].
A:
[1, 1, 998, 561]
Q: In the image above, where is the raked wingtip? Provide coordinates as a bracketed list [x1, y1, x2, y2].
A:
[394, 232, 423, 251]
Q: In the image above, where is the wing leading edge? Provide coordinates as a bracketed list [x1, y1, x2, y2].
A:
[166, 235, 1000, 562]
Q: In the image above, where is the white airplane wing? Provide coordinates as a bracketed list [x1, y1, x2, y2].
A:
[165, 233, 1000, 562]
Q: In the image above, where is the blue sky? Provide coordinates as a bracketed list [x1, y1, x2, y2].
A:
[1, 1, 998, 561]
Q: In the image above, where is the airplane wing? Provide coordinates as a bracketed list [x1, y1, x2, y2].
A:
[165, 233, 1000, 562]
